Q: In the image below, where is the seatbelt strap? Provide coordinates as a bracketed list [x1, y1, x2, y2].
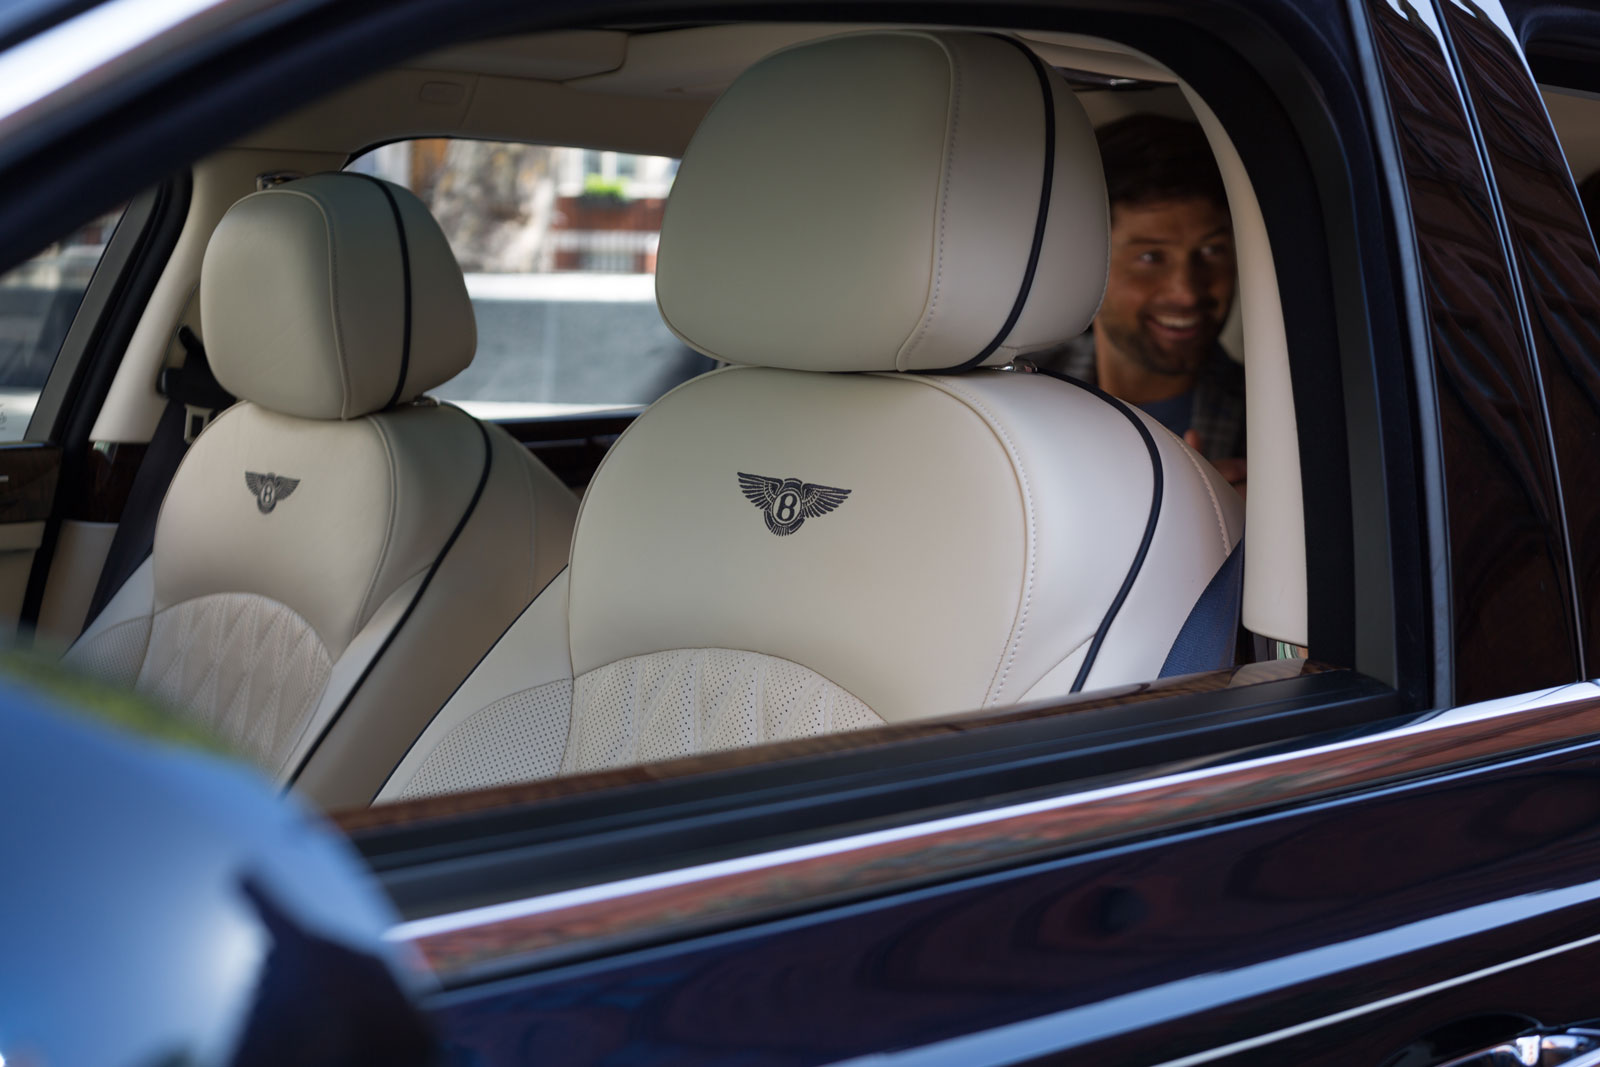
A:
[160, 326, 234, 443]
[1159, 536, 1245, 678]
[83, 328, 235, 625]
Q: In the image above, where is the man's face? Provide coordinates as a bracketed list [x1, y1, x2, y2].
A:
[1097, 197, 1235, 377]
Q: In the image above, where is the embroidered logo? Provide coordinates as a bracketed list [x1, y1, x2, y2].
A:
[737, 472, 851, 536]
[245, 471, 300, 514]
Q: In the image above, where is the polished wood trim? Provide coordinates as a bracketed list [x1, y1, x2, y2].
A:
[0, 443, 60, 524]
[338, 659, 1325, 833]
[399, 683, 1600, 980]
[63, 442, 145, 523]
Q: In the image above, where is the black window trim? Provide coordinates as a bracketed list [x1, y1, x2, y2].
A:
[17, 171, 192, 633]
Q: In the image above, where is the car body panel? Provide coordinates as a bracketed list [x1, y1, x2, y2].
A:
[422, 686, 1600, 1065]
[1, 0, 1600, 1062]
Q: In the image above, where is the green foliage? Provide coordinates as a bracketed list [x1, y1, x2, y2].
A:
[582, 173, 630, 203]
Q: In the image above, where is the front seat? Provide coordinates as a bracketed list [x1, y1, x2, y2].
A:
[67, 173, 578, 807]
[377, 30, 1245, 803]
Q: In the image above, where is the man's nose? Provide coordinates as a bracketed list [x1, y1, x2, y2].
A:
[1162, 257, 1212, 307]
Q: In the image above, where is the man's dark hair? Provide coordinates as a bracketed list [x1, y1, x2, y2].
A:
[1095, 114, 1229, 214]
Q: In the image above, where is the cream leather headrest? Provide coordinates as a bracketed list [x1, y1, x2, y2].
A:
[656, 31, 1108, 373]
[201, 173, 475, 420]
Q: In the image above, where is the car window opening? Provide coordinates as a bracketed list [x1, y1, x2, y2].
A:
[28, 22, 1353, 830]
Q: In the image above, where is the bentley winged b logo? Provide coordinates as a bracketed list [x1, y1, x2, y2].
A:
[737, 472, 851, 536]
[245, 471, 300, 514]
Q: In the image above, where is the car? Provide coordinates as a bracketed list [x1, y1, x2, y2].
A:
[5, 0, 1600, 1063]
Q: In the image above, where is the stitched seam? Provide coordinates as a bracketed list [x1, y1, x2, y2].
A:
[1170, 426, 1232, 555]
[753, 653, 769, 746]
[78, 615, 152, 681]
[583, 649, 872, 731]
[194, 599, 237, 721]
[888, 374, 1035, 704]
[353, 418, 400, 636]
[296, 192, 355, 419]
[1016, 630, 1097, 699]
[561, 673, 585, 775]
[259, 190, 352, 417]
[899, 39, 961, 371]
[566, 368, 745, 677]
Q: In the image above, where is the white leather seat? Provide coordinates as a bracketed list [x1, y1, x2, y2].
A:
[377, 30, 1243, 803]
[67, 173, 578, 807]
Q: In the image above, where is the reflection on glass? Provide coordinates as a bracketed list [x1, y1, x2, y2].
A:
[1367, 0, 1580, 701]
[0, 208, 122, 442]
[1442, 0, 1600, 678]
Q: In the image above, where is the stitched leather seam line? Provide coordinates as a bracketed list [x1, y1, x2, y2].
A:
[900, 35, 961, 371]
[354, 416, 400, 636]
[942, 36, 1056, 372]
[1033, 368, 1165, 693]
[278, 190, 355, 417]
[1170, 426, 1232, 556]
[290, 406, 494, 791]
[895, 373, 1035, 706]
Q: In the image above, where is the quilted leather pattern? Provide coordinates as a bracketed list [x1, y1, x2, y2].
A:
[63, 615, 153, 688]
[138, 593, 333, 773]
[564, 648, 883, 775]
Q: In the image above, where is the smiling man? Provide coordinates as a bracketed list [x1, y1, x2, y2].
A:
[1038, 114, 1245, 492]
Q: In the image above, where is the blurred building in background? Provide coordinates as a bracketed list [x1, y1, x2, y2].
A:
[350, 140, 707, 416]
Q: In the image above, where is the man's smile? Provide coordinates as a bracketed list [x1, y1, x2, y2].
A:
[1144, 311, 1212, 343]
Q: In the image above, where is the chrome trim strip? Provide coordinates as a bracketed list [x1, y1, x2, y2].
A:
[391, 683, 1595, 955]
[833, 881, 1600, 1067]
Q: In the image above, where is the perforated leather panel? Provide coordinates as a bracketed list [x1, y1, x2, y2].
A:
[564, 649, 883, 775]
[138, 593, 333, 773]
[64, 615, 152, 688]
[391, 677, 575, 800]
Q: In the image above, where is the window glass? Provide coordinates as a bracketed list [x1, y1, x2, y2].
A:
[0, 208, 123, 442]
[347, 140, 712, 420]
[1365, 0, 1581, 700]
[1441, 3, 1600, 681]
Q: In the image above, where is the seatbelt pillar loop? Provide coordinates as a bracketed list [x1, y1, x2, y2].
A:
[159, 326, 234, 442]
[182, 405, 210, 444]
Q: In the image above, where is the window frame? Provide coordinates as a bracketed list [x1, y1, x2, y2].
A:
[0, 0, 1476, 982]
[324, 0, 1432, 972]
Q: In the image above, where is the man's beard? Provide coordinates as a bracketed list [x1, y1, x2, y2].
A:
[1102, 317, 1217, 378]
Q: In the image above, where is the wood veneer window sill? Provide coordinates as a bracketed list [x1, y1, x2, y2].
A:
[335, 658, 1329, 832]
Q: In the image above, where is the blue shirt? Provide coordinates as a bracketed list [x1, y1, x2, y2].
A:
[1137, 390, 1194, 438]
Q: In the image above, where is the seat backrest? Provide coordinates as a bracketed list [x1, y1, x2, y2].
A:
[377, 30, 1242, 802]
[68, 174, 577, 805]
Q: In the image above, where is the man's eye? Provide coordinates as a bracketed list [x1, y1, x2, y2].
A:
[1137, 251, 1163, 265]
[1201, 244, 1233, 259]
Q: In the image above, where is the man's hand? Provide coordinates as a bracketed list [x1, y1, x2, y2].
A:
[1184, 429, 1246, 499]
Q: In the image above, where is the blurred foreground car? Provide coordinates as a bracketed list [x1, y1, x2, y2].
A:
[0, 666, 435, 1066]
[9, 0, 1600, 1064]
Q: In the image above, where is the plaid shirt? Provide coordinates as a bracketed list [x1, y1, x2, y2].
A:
[1033, 334, 1247, 463]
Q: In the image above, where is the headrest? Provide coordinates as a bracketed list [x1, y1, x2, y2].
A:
[201, 173, 475, 420]
[656, 31, 1108, 373]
